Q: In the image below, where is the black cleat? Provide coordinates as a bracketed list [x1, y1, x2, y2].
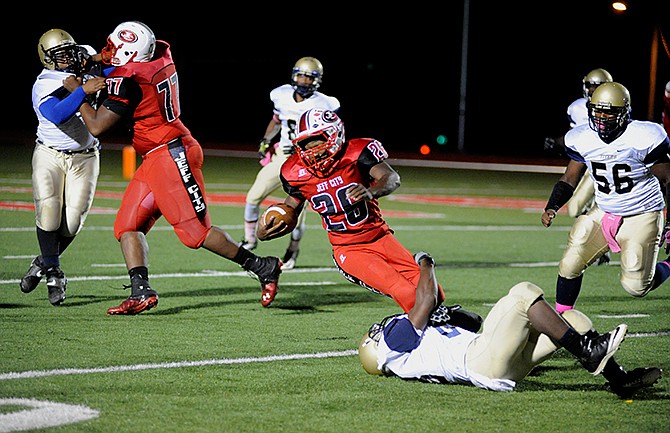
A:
[46, 267, 67, 306]
[20, 256, 45, 293]
[608, 367, 662, 399]
[578, 324, 627, 375]
[596, 252, 611, 266]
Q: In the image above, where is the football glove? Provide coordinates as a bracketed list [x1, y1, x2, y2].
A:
[659, 221, 670, 254]
[544, 136, 565, 156]
[258, 139, 272, 158]
[429, 304, 483, 332]
[543, 136, 556, 151]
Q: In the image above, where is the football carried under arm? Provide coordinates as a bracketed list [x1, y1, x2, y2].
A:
[257, 201, 299, 241]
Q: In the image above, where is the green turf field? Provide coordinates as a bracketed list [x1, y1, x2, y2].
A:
[1, 140, 668, 433]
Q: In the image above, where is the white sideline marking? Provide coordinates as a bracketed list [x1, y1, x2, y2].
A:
[0, 224, 570, 233]
[0, 398, 99, 432]
[0, 350, 358, 381]
[596, 313, 649, 319]
[0, 267, 340, 285]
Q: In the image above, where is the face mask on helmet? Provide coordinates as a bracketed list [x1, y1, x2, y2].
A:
[291, 57, 323, 98]
[102, 21, 156, 66]
[582, 68, 613, 99]
[588, 82, 631, 142]
[38, 29, 88, 75]
[292, 109, 345, 177]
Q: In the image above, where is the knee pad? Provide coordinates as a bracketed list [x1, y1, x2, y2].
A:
[508, 281, 544, 303]
[36, 197, 63, 232]
[620, 276, 650, 298]
[558, 254, 588, 279]
[561, 309, 593, 335]
[62, 207, 87, 237]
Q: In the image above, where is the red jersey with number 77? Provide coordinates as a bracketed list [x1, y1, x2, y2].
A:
[102, 40, 191, 155]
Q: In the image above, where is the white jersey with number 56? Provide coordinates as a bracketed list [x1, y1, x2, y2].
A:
[564, 120, 669, 216]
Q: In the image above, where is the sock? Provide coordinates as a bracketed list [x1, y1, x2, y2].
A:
[650, 261, 670, 290]
[129, 266, 148, 280]
[555, 274, 583, 310]
[558, 328, 584, 358]
[42, 255, 60, 270]
[57, 234, 75, 254]
[233, 246, 255, 267]
[129, 266, 153, 296]
[244, 221, 257, 244]
[555, 303, 574, 313]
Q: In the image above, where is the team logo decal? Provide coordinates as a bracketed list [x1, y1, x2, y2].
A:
[322, 110, 338, 123]
[118, 30, 138, 43]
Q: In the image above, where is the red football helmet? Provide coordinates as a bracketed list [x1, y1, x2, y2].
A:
[292, 108, 345, 177]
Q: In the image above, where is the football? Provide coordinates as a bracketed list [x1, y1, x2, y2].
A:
[261, 203, 298, 231]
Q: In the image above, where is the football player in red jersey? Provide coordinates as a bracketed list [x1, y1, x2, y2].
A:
[66, 21, 282, 314]
[256, 108, 478, 327]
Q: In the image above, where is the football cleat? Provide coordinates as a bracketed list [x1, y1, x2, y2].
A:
[281, 249, 299, 270]
[46, 267, 67, 306]
[596, 252, 611, 266]
[608, 367, 662, 399]
[245, 256, 282, 307]
[107, 294, 158, 315]
[240, 239, 257, 251]
[20, 256, 45, 293]
[578, 324, 627, 375]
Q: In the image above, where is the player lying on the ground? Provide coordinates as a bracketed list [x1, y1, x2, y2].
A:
[358, 252, 662, 399]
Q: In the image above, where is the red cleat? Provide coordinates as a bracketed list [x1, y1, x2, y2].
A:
[107, 294, 158, 315]
[261, 281, 278, 307]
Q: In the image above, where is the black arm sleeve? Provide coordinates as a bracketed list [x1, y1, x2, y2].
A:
[545, 180, 575, 212]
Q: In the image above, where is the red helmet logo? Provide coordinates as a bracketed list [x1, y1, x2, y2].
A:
[118, 29, 138, 43]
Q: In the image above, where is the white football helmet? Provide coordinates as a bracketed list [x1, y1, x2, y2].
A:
[582, 68, 613, 99]
[588, 82, 631, 142]
[358, 323, 384, 375]
[38, 29, 88, 75]
[102, 21, 156, 66]
[292, 108, 345, 177]
[291, 57, 323, 98]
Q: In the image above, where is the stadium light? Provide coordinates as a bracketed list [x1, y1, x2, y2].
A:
[612, 2, 627, 12]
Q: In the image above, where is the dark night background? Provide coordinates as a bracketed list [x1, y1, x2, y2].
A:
[10, 1, 670, 160]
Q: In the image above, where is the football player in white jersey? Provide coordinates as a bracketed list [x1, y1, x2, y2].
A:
[545, 68, 614, 265]
[241, 57, 340, 270]
[542, 82, 670, 313]
[358, 252, 661, 398]
[20, 29, 106, 306]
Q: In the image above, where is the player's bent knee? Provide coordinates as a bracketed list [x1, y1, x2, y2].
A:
[561, 309, 593, 334]
[558, 256, 587, 278]
[508, 281, 544, 302]
[620, 277, 651, 297]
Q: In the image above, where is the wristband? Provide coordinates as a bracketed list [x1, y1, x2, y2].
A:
[545, 180, 575, 212]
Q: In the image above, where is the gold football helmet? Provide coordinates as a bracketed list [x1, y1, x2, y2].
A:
[588, 82, 631, 142]
[38, 29, 86, 74]
[582, 68, 613, 99]
[358, 323, 383, 375]
[291, 56, 323, 98]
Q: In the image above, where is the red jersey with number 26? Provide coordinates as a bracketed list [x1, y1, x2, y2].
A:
[102, 40, 191, 155]
[280, 138, 392, 246]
